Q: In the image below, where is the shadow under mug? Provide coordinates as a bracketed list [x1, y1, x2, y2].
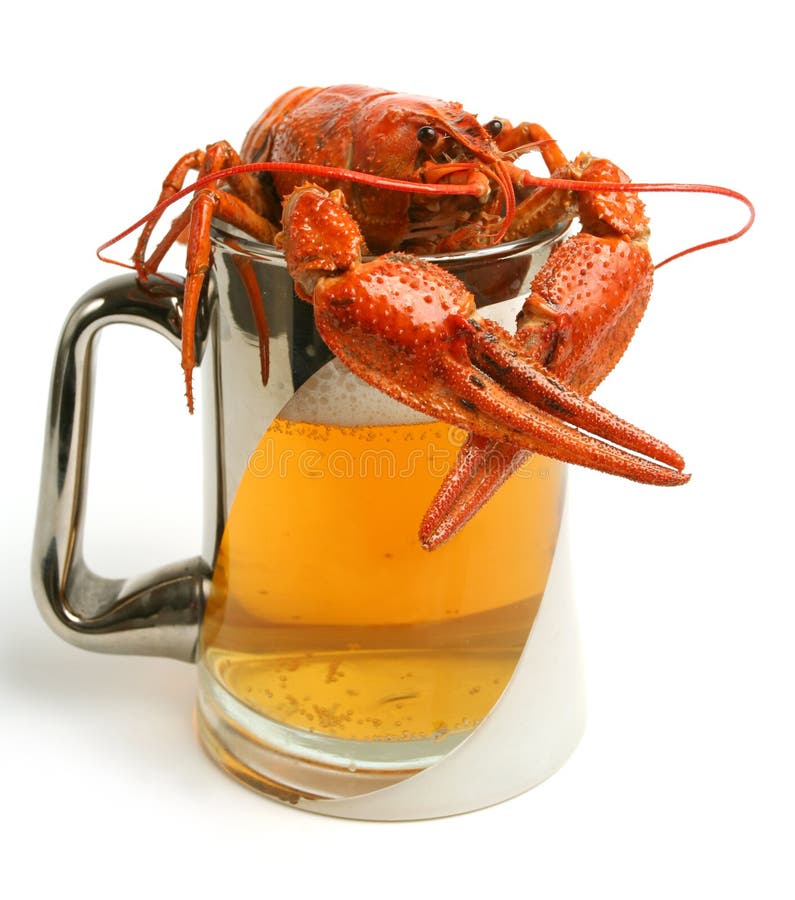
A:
[32, 221, 585, 821]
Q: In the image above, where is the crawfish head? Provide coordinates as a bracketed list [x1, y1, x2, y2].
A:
[258, 86, 516, 253]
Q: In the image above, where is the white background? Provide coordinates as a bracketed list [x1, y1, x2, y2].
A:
[2, 2, 791, 897]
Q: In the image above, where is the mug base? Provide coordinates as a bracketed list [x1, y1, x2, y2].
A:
[197, 662, 458, 802]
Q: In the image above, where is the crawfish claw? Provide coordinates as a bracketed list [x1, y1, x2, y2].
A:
[460, 318, 685, 472]
[419, 434, 528, 550]
[309, 252, 687, 491]
[433, 348, 687, 486]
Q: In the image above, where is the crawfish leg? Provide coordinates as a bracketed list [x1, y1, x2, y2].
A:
[135, 141, 279, 280]
[495, 123, 581, 240]
[134, 149, 204, 277]
[180, 188, 277, 411]
[138, 203, 194, 278]
[494, 122, 567, 170]
[232, 254, 271, 386]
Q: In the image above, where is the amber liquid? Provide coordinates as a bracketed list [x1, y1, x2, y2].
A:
[200, 417, 565, 764]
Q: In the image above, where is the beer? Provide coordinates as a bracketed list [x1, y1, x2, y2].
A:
[199, 414, 565, 773]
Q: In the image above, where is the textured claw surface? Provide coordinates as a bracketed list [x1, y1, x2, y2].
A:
[463, 319, 684, 470]
[435, 353, 687, 486]
[279, 185, 366, 300]
[420, 435, 529, 550]
[516, 234, 654, 392]
[312, 253, 477, 404]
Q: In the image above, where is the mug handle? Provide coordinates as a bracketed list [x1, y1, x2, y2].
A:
[31, 273, 210, 662]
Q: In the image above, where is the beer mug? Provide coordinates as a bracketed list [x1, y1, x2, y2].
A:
[32, 219, 586, 820]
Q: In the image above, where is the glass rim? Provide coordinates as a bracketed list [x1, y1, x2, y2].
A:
[210, 217, 573, 267]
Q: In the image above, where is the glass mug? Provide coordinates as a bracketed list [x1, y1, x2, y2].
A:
[32, 219, 586, 821]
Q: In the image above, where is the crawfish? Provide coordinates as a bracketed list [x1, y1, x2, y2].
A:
[107, 84, 753, 549]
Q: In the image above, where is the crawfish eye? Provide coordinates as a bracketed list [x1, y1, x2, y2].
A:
[484, 119, 503, 137]
[417, 125, 438, 145]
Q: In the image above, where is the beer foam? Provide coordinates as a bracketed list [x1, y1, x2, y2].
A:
[279, 296, 523, 427]
[278, 358, 430, 426]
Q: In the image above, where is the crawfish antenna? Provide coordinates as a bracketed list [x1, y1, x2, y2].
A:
[515, 170, 755, 268]
[649, 185, 755, 269]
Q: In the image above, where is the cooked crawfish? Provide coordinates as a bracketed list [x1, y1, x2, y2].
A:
[103, 84, 753, 549]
